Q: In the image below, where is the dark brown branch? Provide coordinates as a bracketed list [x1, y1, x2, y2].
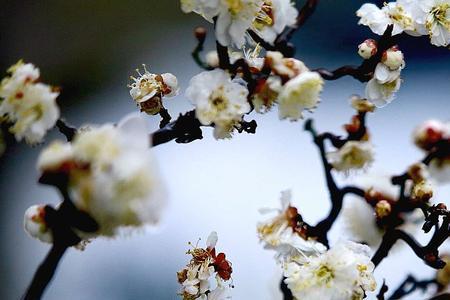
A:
[371, 226, 447, 270]
[55, 119, 77, 142]
[387, 275, 438, 300]
[377, 280, 389, 300]
[23, 176, 98, 300]
[280, 278, 294, 300]
[275, 0, 319, 44]
[313, 25, 398, 83]
[192, 27, 214, 71]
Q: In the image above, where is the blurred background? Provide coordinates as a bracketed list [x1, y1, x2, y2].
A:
[0, 0, 449, 299]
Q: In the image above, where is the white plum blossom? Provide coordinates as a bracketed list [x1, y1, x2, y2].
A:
[365, 48, 405, 107]
[278, 71, 324, 121]
[357, 1, 450, 47]
[418, 0, 450, 46]
[181, 0, 264, 48]
[216, 0, 264, 48]
[283, 241, 377, 300]
[0, 61, 60, 144]
[357, 1, 423, 36]
[181, 0, 221, 22]
[36, 113, 167, 239]
[129, 65, 179, 115]
[185, 69, 250, 139]
[327, 141, 374, 173]
[177, 232, 233, 300]
[24, 204, 53, 243]
[253, 0, 298, 44]
[265, 51, 308, 79]
[258, 190, 326, 263]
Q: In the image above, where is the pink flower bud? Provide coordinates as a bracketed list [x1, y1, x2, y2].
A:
[358, 39, 377, 59]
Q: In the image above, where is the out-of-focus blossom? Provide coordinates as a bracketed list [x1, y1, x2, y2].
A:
[257, 190, 326, 263]
[277, 71, 324, 121]
[0, 61, 59, 144]
[253, 0, 298, 44]
[327, 141, 374, 173]
[36, 113, 167, 239]
[24, 204, 53, 243]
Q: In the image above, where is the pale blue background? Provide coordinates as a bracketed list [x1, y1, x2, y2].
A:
[0, 1, 449, 299]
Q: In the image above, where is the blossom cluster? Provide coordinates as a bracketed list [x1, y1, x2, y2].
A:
[0, 61, 59, 144]
[177, 232, 233, 300]
[257, 191, 377, 299]
[24, 114, 166, 243]
[357, 0, 450, 47]
[362, 44, 405, 107]
[181, 0, 298, 48]
[185, 50, 324, 139]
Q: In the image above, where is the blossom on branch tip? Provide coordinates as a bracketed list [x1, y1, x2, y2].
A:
[283, 241, 376, 300]
[24, 205, 53, 243]
[365, 48, 404, 107]
[257, 190, 326, 263]
[177, 232, 233, 300]
[252, 0, 298, 44]
[129, 65, 179, 115]
[181, 0, 264, 48]
[357, 39, 378, 60]
[326, 141, 374, 173]
[0, 61, 60, 144]
[357, 1, 450, 47]
[277, 71, 324, 121]
[185, 69, 250, 139]
[36, 113, 167, 239]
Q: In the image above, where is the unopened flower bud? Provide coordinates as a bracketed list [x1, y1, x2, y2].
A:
[382, 47, 404, 70]
[161, 73, 179, 97]
[24, 205, 53, 243]
[436, 255, 450, 287]
[194, 26, 207, 42]
[413, 120, 446, 151]
[206, 51, 220, 68]
[350, 95, 376, 113]
[408, 163, 428, 183]
[411, 180, 433, 202]
[358, 39, 377, 59]
[375, 200, 392, 218]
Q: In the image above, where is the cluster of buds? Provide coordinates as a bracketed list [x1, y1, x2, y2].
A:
[365, 187, 395, 220]
[177, 232, 233, 300]
[129, 65, 179, 115]
[408, 163, 434, 202]
[363, 43, 405, 107]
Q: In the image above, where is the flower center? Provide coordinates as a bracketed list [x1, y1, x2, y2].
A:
[226, 0, 244, 15]
[428, 4, 450, 31]
[315, 264, 334, 285]
[209, 87, 229, 111]
[388, 5, 413, 29]
[253, 1, 274, 30]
